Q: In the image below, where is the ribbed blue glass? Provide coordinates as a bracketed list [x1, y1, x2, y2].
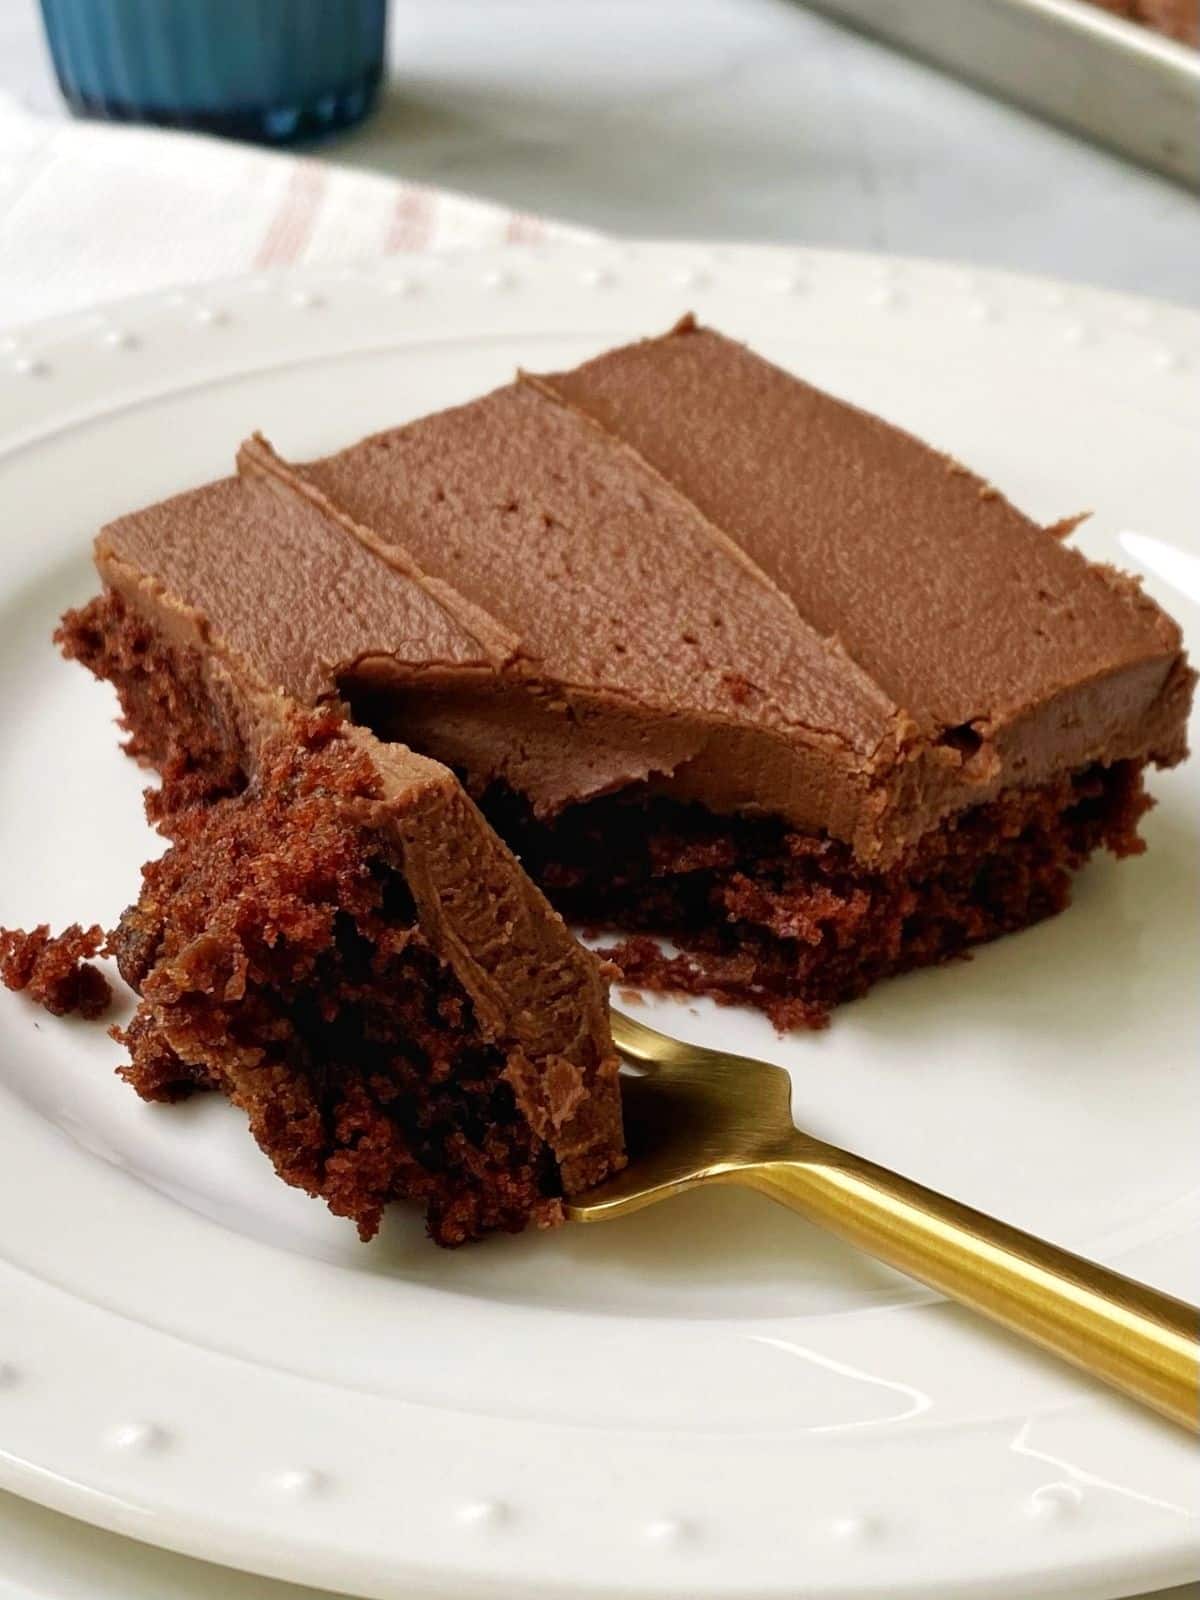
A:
[38, 0, 388, 145]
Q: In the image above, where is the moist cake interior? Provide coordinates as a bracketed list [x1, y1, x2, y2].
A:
[472, 766, 1149, 1031]
[59, 594, 623, 1245]
[111, 715, 567, 1245]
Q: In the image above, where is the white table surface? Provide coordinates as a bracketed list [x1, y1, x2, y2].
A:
[0, 1, 1197, 1596]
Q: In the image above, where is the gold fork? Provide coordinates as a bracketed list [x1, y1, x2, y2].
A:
[568, 1011, 1200, 1432]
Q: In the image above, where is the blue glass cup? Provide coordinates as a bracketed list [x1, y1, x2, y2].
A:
[38, 0, 388, 145]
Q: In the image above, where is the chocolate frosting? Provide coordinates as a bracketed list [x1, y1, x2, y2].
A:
[531, 320, 1184, 737]
[96, 321, 1193, 865]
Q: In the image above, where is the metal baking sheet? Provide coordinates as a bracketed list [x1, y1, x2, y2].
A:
[803, 0, 1200, 189]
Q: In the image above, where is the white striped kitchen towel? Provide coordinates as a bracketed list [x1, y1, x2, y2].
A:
[0, 93, 592, 330]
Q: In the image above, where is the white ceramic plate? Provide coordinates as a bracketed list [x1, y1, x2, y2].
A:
[0, 243, 1197, 1600]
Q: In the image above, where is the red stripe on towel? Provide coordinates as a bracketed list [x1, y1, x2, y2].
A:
[254, 164, 328, 269]
[504, 213, 545, 245]
[385, 187, 436, 253]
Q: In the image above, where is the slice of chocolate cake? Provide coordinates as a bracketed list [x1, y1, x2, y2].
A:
[64, 318, 1193, 1040]
[58, 481, 624, 1245]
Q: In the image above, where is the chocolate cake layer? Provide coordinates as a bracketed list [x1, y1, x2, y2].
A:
[483, 760, 1151, 1030]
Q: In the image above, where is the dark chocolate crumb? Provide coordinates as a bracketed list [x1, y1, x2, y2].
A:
[0, 924, 112, 1018]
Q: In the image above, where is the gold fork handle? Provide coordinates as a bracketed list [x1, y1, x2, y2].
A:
[736, 1145, 1199, 1430]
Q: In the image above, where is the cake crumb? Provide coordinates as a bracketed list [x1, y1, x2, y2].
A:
[0, 924, 112, 1018]
[1045, 512, 1090, 542]
[601, 936, 831, 1033]
[617, 987, 644, 1007]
